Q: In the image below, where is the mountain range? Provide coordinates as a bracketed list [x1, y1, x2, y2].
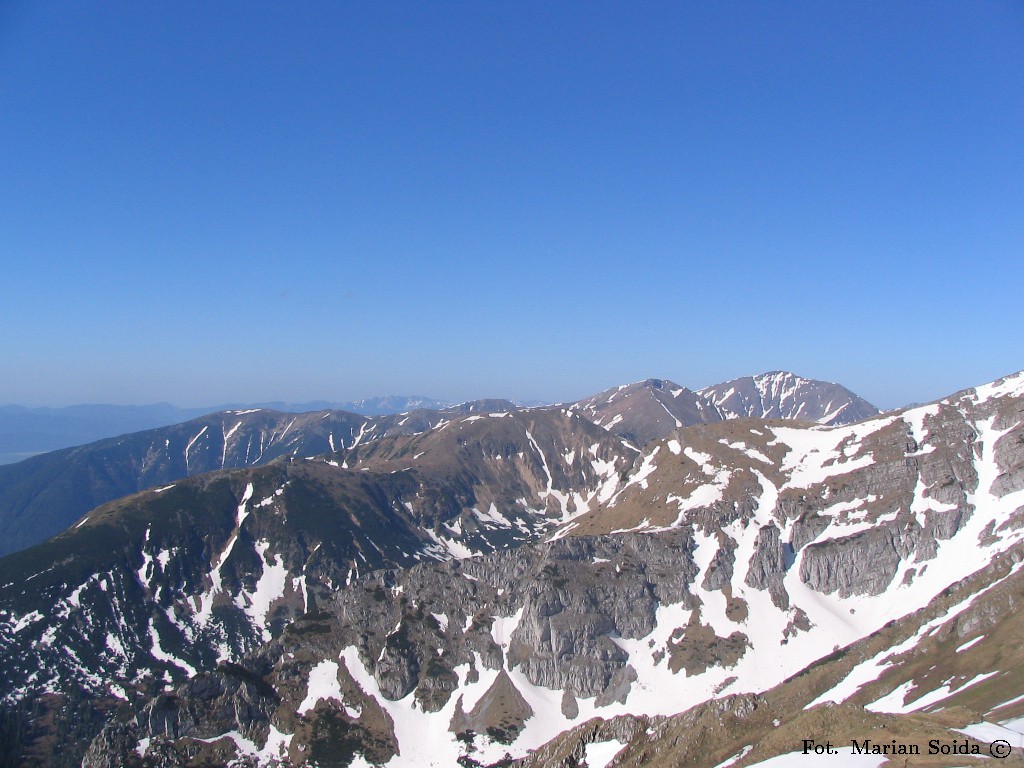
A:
[0, 397, 453, 466]
[0, 373, 876, 558]
[5, 370, 1020, 768]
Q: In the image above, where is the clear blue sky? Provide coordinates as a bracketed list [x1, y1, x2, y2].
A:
[1, 1, 1021, 409]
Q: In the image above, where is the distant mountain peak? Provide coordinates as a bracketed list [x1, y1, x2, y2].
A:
[570, 378, 723, 444]
[621, 377, 687, 392]
[447, 398, 519, 414]
[569, 370, 879, 445]
[328, 395, 452, 416]
[699, 371, 879, 425]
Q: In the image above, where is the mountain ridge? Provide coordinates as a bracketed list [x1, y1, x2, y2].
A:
[0, 396, 452, 465]
[0, 371, 879, 464]
[0, 372, 879, 558]
[0, 369, 1020, 767]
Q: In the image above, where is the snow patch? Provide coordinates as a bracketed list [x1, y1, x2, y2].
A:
[297, 660, 343, 715]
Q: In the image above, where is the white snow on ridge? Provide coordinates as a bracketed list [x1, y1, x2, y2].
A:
[655, 397, 683, 428]
[866, 671, 999, 714]
[194, 730, 261, 757]
[723, 439, 771, 464]
[973, 370, 1024, 402]
[712, 745, 754, 768]
[489, 606, 524, 650]
[591, 454, 621, 504]
[602, 413, 624, 430]
[618, 446, 660, 495]
[339, 647, 511, 768]
[11, 610, 43, 634]
[770, 425, 875, 488]
[805, 555, 1024, 711]
[956, 635, 985, 653]
[473, 503, 512, 529]
[424, 528, 476, 560]
[136, 526, 155, 586]
[903, 403, 940, 452]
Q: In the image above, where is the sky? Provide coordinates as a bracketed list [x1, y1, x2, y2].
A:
[1, 2, 1021, 410]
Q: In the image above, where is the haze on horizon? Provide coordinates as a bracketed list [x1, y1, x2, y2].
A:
[1, 2, 1021, 412]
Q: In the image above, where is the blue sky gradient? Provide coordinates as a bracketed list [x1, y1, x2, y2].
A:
[1, 2, 1021, 409]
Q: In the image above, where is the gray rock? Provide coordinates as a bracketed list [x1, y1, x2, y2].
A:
[745, 524, 790, 609]
[702, 535, 737, 591]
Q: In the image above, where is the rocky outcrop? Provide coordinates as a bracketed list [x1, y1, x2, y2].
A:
[82, 663, 280, 768]
[993, 425, 1024, 497]
[789, 511, 831, 552]
[745, 524, 789, 609]
[701, 535, 737, 591]
[799, 522, 918, 597]
[508, 532, 696, 696]
[449, 670, 534, 744]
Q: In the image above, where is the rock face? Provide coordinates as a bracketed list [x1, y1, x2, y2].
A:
[744, 524, 788, 608]
[507, 532, 697, 696]
[799, 525, 911, 597]
[81, 662, 282, 768]
[2, 370, 1022, 767]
